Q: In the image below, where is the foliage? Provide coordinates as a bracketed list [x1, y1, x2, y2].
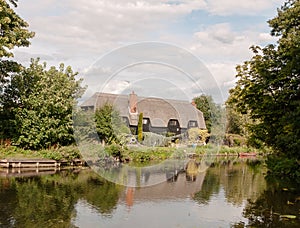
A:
[38, 145, 81, 161]
[94, 103, 130, 144]
[73, 109, 99, 143]
[0, 1, 34, 138]
[0, 145, 37, 158]
[224, 134, 246, 147]
[0, 59, 85, 149]
[0, 0, 34, 58]
[229, 0, 300, 178]
[0, 0, 34, 83]
[193, 95, 222, 133]
[137, 112, 143, 142]
[188, 128, 209, 144]
[142, 132, 168, 147]
[225, 102, 251, 136]
[266, 155, 300, 182]
[105, 143, 123, 159]
[123, 146, 174, 162]
[0, 145, 81, 161]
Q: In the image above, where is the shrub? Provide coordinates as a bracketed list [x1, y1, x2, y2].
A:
[188, 128, 209, 144]
[225, 134, 246, 147]
[105, 143, 122, 158]
[142, 132, 169, 147]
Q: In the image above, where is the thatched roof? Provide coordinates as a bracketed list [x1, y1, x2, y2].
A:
[80, 92, 206, 129]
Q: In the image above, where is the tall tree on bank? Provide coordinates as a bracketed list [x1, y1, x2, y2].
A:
[0, 0, 34, 141]
[229, 0, 300, 179]
[1, 59, 85, 149]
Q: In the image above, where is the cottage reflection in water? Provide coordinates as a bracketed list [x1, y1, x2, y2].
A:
[120, 160, 205, 207]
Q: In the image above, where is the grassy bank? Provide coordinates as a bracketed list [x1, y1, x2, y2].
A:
[0, 145, 81, 161]
[0, 144, 268, 163]
[115, 144, 267, 163]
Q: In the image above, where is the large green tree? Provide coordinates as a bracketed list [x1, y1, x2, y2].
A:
[229, 0, 300, 179]
[1, 59, 85, 149]
[0, 0, 34, 142]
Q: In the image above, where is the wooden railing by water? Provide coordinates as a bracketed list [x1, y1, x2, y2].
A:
[0, 159, 59, 168]
[0, 158, 85, 168]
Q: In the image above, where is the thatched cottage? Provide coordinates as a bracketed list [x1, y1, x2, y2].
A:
[80, 92, 206, 135]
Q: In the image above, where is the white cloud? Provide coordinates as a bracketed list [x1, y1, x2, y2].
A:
[186, 22, 280, 101]
[258, 32, 277, 43]
[190, 23, 256, 63]
[194, 23, 236, 44]
[12, 0, 283, 103]
[14, 0, 209, 70]
[205, 0, 282, 16]
[17, 0, 206, 51]
[207, 63, 237, 86]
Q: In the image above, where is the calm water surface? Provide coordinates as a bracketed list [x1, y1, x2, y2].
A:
[0, 157, 299, 227]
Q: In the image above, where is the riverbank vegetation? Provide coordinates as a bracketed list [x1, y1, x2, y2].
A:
[0, 144, 81, 161]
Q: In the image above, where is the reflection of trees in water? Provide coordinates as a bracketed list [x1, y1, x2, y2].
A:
[0, 170, 123, 227]
[79, 175, 122, 215]
[0, 179, 18, 227]
[193, 159, 266, 206]
[193, 170, 220, 204]
[233, 178, 300, 227]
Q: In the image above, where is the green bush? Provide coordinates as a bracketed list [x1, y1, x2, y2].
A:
[38, 146, 81, 161]
[225, 134, 246, 147]
[142, 132, 168, 147]
[188, 128, 209, 144]
[123, 147, 174, 162]
[105, 143, 122, 158]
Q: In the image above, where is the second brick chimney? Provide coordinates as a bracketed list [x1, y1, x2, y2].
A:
[129, 91, 137, 113]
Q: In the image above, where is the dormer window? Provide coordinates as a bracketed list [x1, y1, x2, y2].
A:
[188, 120, 198, 128]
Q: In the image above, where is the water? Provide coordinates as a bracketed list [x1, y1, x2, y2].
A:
[0, 157, 299, 227]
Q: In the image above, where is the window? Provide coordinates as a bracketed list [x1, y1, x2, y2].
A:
[188, 121, 198, 128]
[168, 120, 178, 126]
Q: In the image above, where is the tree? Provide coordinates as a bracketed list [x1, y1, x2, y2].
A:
[95, 103, 129, 144]
[1, 59, 85, 149]
[0, 0, 34, 83]
[229, 0, 300, 179]
[0, 0, 34, 141]
[137, 112, 143, 142]
[193, 95, 222, 133]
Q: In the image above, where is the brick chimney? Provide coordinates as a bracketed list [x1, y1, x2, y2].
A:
[129, 91, 137, 113]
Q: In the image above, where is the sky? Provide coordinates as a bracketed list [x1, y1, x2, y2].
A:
[13, 0, 283, 103]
